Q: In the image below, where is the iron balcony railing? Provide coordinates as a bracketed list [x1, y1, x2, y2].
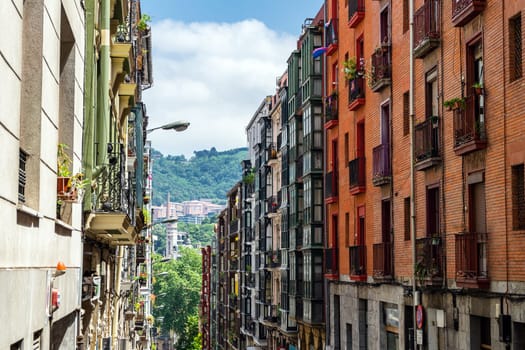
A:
[453, 94, 486, 148]
[455, 231, 488, 284]
[413, 0, 440, 56]
[415, 117, 440, 162]
[369, 46, 392, 91]
[325, 93, 338, 122]
[325, 171, 338, 199]
[349, 77, 365, 105]
[373, 242, 392, 278]
[372, 143, 391, 184]
[348, 0, 365, 22]
[415, 236, 444, 282]
[325, 247, 338, 275]
[94, 143, 134, 218]
[349, 245, 367, 276]
[349, 157, 366, 190]
[325, 18, 338, 48]
[452, 0, 486, 27]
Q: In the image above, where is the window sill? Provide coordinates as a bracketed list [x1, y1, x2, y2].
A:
[16, 203, 44, 218]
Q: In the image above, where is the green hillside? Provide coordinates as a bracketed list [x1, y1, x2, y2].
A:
[151, 147, 247, 205]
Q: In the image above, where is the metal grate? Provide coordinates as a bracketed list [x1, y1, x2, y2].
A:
[510, 13, 522, 81]
[18, 149, 27, 203]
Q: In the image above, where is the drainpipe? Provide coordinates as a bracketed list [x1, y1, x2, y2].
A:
[409, 0, 418, 349]
[97, 0, 111, 167]
[112, 247, 124, 349]
[322, 3, 330, 349]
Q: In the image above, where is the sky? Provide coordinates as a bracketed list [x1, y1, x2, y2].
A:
[141, 0, 323, 159]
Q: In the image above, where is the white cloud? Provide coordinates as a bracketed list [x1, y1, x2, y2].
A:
[143, 19, 297, 158]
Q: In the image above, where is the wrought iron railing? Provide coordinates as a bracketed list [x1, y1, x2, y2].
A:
[349, 77, 365, 105]
[373, 242, 392, 278]
[453, 94, 486, 147]
[369, 46, 391, 90]
[414, 0, 440, 49]
[348, 0, 365, 21]
[325, 93, 338, 122]
[325, 171, 338, 199]
[349, 157, 366, 190]
[415, 236, 444, 281]
[415, 117, 440, 161]
[349, 245, 366, 276]
[325, 18, 338, 48]
[372, 143, 391, 181]
[325, 247, 338, 275]
[455, 231, 488, 281]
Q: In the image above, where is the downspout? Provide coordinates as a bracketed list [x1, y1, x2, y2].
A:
[82, 0, 96, 212]
[112, 247, 124, 349]
[96, 0, 111, 167]
[322, 3, 330, 349]
[409, 1, 417, 350]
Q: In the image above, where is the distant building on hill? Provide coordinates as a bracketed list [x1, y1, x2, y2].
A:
[152, 199, 224, 221]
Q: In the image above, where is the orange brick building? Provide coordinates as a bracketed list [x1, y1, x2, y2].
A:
[324, 0, 525, 349]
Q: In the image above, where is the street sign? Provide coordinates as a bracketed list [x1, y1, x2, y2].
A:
[416, 304, 424, 329]
[416, 329, 423, 345]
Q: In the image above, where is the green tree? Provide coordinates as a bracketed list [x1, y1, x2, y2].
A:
[152, 247, 202, 343]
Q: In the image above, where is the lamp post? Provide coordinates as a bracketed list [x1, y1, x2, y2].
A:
[146, 120, 190, 134]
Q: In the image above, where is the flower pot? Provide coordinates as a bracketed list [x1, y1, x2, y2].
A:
[57, 177, 78, 202]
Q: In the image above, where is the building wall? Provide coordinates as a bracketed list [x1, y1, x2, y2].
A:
[0, 0, 84, 348]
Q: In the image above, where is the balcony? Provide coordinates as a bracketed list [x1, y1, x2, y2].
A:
[455, 232, 489, 289]
[414, 117, 441, 170]
[415, 236, 444, 286]
[369, 46, 391, 92]
[325, 247, 339, 279]
[325, 18, 338, 55]
[348, 77, 365, 111]
[324, 93, 338, 129]
[268, 195, 279, 214]
[230, 218, 240, 235]
[349, 157, 366, 195]
[413, 0, 440, 59]
[86, 143, 138, 246]
[453, 94, 486, 155]
[372, 143, 391, 186]
[270, 250, 281, 268]
[452, 0, 486, 27]
[136, 242, 146, 264]
[349, 245, 367, 281]
[325, 171, 338, 204]
[348, 0, 365, 28]
[373, 242, 392, 280]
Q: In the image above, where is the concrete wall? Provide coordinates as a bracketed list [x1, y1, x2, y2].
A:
[0, 0, 84, 348]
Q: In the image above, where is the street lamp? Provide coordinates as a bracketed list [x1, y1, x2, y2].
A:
[146, 120, 190, 134]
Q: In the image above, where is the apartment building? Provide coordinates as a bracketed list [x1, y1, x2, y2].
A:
[325, 0, 525, 349]
[0, 0, 85, 348]
[81, 0, 153, 348]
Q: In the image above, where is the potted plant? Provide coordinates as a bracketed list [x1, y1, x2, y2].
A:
[472, 82, 484, 95]
[137, 14, 151, 32]
[342, 57, 358, 81]
[57, 143, 89, 202]
[443, 97, 465, 111]
[242, 168, 255, 184]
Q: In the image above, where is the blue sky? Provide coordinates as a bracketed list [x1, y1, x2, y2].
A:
[141, 0, 323, 158]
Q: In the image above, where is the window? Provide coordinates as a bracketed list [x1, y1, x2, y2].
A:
[425, 68, 438, 118]
[344, 132, 349, 165]
[346, 323, 353, 350]
[514, 322, 525, 349]
[345, 212, 350, 246]
[334, 295, 341, 350]
[470, 316, 491, 349]
[380, 5, 390, 44]
[403, 91, 409, 136]
[18, 149, 28, 203]
[404, 197, 411, 240]
[382, 199, 391, 243]
[403, 0, 409, 33]
[512, 164, 525, 230]
[10, 340, 23, 350]
[426, 186, 440, 236]
[509, 13, 522, 81]
[33, 330, 42, 350]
